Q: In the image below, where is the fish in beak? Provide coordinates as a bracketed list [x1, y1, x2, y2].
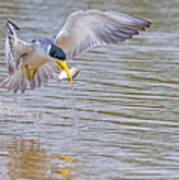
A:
[57, 67, 80, 81]
[55, 60, 73, 84]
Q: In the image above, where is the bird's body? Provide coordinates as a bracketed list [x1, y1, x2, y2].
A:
[22, 38, 52, 69]
[1, 22, 69, 93]
[1, 9, 151, 93]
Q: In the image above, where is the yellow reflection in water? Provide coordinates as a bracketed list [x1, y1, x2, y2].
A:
[7, 138, 78, 180]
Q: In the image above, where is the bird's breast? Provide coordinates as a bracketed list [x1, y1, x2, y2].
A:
[23, 51, 48, 69]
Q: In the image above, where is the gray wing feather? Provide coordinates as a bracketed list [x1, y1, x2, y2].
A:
[5, 20, 32, 74]
[55, 9, 151, 59]
[30, 63, 54, 90]
[5, 20, 18, 74]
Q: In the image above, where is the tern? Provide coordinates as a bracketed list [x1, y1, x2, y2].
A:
[1, 9, 151, 93]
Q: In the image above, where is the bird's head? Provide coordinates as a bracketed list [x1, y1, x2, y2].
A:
[48, 44, 73, 83]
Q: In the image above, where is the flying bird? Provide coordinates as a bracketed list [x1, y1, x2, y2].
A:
[1, 9, 151, 93]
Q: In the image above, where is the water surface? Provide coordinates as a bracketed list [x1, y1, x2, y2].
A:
[0, 0, 179, 179]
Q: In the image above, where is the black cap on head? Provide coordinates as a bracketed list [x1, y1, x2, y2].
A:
[49, 44, 66, 60]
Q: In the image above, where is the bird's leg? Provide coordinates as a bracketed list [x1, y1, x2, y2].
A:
[25, 64, 31, 81]
[25, 65, 37, 81]
[31, 69, 38, 80]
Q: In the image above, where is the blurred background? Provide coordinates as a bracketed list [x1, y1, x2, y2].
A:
[0, 0, 179, 179]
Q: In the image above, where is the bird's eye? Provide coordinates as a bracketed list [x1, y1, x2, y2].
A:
[53, 52, 57, 57]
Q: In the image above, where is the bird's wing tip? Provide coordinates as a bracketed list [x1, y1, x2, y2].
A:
[6, 19, 20, 31]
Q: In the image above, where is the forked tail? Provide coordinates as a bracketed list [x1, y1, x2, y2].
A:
[1, 63, 54, 93]
[1, 69, 28, 93]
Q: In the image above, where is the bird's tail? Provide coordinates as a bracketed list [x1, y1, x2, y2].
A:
[1, 63, 54, 93]
[1, 69, 28, 93]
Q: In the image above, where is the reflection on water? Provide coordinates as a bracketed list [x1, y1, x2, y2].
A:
[8, 139, 49, 180]
[8, 138, 77, 180]
[0, 0, 179, 179]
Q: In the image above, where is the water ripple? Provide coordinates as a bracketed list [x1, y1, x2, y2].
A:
[0, 0, 179, 179]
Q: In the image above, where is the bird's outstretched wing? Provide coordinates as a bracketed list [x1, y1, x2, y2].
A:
[5, 20, 32, 74]
[55, 9, 151, 59]
[2, 20, 36, 93]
